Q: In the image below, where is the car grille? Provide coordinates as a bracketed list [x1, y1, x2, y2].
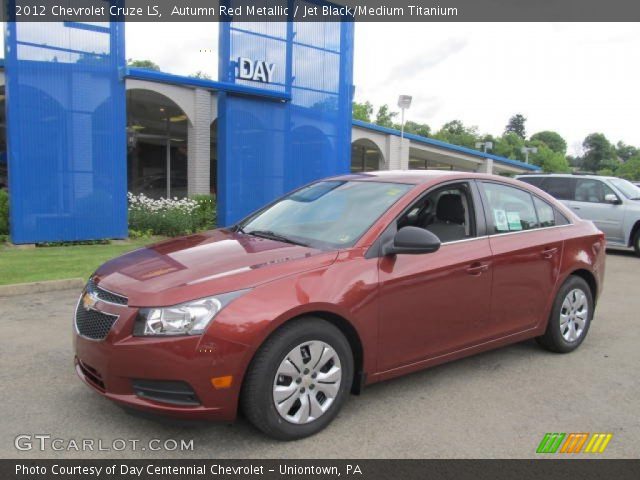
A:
[87, 278, 127, 306]
[75, 301, 118, 340]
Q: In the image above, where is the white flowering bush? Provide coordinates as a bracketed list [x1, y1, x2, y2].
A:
[128, 192, 215, 237]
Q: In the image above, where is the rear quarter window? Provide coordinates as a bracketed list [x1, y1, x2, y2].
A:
[519, 176, 545, 188]
[540, 177, 575, 200]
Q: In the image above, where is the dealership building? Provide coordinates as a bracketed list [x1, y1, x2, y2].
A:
[0, 18, 538, 244]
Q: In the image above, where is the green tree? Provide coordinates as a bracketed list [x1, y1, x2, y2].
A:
[433, 120, 480, 149]
[504, 114, 527, 139]
[352, 101, 374, 123]
[493, 132, 525, 161]
[401, 120, 431, 137]
[567, 155, 583, 168]
[582, 133, 617, 172]
[530, 131, 567, 155]
[127, 59, 161, 71]
[615, 141, 638, 163]
[529, 141, 570, 173]
[374, 104, 398, 128]
[190, 71, 212, 80]
[616, 155, 640, 181]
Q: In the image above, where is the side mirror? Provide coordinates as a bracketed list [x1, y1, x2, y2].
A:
[383, 226, 441, 256]
[604, 193, 621, 205]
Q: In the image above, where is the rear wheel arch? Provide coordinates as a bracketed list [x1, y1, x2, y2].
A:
[567, 269, 598, 306]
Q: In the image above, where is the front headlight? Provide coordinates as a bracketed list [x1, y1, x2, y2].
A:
[133, 289, 249, 336]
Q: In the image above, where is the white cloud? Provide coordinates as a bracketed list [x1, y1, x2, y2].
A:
[125, 22, 219, 78]
[354, 22, 640, 155]
[3, 22, 637, 155]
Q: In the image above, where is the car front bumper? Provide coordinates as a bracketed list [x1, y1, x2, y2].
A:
[73, 298, 251, 422]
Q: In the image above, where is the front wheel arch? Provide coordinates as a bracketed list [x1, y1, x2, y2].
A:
[240, 311, 365, 400]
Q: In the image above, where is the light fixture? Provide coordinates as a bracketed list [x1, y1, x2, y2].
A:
[397, 95, 413, 110]
[475, 141, 493, 153]
[521, 146, 538, 163]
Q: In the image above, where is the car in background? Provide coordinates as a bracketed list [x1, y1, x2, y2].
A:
[74, 171, 606, 439]
[517, 173, 640, 256]
[633, 181, 640, 188]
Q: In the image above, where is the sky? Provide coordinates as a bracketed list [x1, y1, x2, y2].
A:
[4, 22, 638, 156]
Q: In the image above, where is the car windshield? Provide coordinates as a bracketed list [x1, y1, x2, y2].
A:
[238, 180, 413, 249]
[609, 178, 640, 199]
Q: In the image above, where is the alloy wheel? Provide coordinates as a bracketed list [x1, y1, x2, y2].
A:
[559, 288, 589, 342]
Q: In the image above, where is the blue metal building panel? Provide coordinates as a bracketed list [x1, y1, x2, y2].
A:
[218, 7, 355, 226]
[4, 15, 127, 243]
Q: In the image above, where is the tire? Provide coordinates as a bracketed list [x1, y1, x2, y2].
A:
[241, 317, 353, 440]
[536, 276, 594, 353]
[633, 229, 640, 257]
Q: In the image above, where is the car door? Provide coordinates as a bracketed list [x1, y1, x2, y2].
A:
[376, 181, 493, 372]
[479, 181, 564, 337]
[571, 178, 625, 244]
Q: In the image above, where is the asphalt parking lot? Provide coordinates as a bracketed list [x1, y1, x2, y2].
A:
[1, 251, 638, 459]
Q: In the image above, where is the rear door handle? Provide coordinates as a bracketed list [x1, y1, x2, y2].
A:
[466, 262, 489, 275]
[572, 206, 580, 210]
[542, 247, 559, 259]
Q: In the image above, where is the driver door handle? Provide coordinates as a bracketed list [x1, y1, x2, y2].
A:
[542, 247, 559, 259]
[466, 262, 489, 276]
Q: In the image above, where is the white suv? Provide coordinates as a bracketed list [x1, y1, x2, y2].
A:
[516, 174, 640, 256]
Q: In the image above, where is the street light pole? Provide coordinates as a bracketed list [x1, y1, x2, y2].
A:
[397, 95, 412, 169]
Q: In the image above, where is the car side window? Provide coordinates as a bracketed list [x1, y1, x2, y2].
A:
[482, 182, 539, 234]
[397, 183, 475, 243]
[533, 197, 556, 228]
[574, 179, 616, 203]
[541, 177, 575, 200]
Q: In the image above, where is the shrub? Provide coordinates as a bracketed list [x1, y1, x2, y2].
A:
[127, 193, 215, 237]
[190, 194, 217, 230]
[0, 188, 8, 236]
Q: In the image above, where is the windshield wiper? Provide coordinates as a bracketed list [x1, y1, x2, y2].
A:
[245, 229, 309, 247]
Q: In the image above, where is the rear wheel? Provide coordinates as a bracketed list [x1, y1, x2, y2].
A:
[536, 276, 593, 353]
[241, 318, 353, 440]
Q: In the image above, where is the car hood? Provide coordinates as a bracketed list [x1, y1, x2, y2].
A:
[93, 229, 338, 306]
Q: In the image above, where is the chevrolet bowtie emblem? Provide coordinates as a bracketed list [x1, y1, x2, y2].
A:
[82, 291, 98, 311]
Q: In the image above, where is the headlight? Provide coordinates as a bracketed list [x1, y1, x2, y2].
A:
[133, 289, 249, 336]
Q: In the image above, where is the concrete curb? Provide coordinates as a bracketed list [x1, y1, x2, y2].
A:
[0, 278, 85, 297]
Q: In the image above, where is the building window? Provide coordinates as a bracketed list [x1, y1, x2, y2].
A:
[351, 140, 382, 172]
[126, 89, 189, 199]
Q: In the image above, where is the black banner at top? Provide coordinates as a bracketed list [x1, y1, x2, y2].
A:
[2, 0, 640, 22]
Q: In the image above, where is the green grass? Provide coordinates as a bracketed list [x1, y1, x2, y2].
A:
[0, 238, 162, 286]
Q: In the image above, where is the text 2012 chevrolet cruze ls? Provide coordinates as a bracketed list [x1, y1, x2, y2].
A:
[74, 171, 606, 440]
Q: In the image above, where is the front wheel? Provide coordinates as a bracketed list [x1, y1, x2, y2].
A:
[241, 317, 353, 440]
[536, 275, 594, 353]
[633, 229, 640, 257]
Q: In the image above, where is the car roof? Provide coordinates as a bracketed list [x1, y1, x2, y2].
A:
[330, 170, 506, 185]
[517, 173, 617, 180]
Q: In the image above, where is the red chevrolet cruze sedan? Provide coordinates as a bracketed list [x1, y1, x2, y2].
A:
[74, 171, 606, 440]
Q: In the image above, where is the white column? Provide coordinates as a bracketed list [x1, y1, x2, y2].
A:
[386, 136, 410, 170]
[187, 88, 212, 196]
[479, 158, 494, 174]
